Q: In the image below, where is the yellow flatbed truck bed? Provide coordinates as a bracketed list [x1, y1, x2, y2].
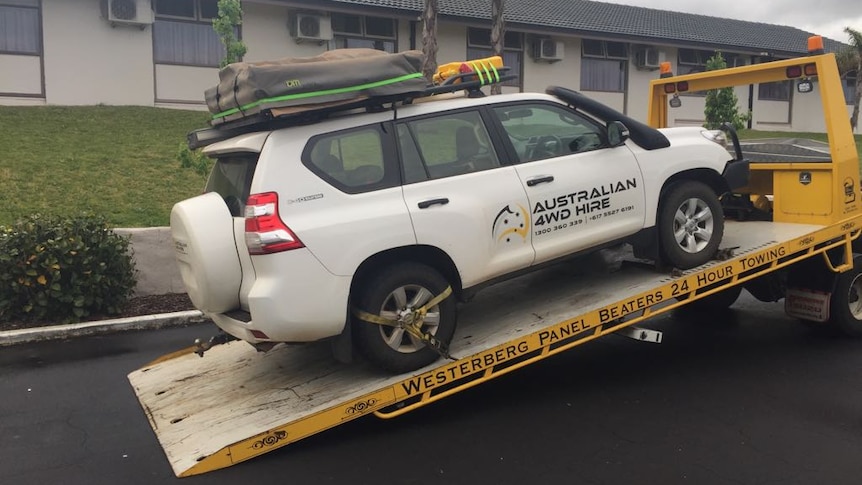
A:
[131, 38, 862, 477]
[130, 219, 858, 477]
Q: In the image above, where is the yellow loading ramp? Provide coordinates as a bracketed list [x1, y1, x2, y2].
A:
[129, 218, 861, 477]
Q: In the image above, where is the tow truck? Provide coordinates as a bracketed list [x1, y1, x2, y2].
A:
[129, 37, 862, 477]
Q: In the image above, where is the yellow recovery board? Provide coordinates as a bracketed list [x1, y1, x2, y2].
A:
[131, 41, 861, 477]
[130, 219, 861, 477]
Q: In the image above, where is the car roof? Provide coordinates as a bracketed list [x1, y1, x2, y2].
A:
[203, 91, 567, 155]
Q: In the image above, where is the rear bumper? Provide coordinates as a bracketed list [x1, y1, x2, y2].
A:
[209, 248, 351, 343]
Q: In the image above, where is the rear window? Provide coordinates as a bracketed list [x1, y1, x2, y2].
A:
[303, 124, 398, 193]
[205, 154, 258, 217]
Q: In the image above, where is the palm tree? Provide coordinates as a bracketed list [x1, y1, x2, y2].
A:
[837, 27, 862, 131]
[490, 0, 505, 95]
[420, 0, 439, 82]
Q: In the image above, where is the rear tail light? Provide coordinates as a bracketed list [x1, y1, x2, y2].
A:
[244, 192, 304, 255]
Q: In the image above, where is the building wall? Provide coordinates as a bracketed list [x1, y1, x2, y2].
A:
[42, 0, 154, 105]
[0, 0, 855, 133]
[0, 54, 42, 97]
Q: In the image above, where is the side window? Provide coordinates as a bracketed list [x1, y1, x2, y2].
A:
[493, 104, 605, 163]
[305, 125, 391, 193]
[398, 110, 500, 180]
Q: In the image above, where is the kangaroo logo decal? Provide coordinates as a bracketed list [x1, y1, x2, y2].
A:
[492, 204, 530, 243]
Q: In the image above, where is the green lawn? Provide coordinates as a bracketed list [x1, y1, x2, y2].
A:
[0, 106, 210, 227]
[1, 105, 860, 228]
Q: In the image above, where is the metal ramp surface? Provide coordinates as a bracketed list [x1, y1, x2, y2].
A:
[130, 219, 857, 477]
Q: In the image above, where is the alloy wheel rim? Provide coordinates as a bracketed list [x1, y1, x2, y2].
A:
[673, 197, 714, 254]
[378, 284, 441, 353]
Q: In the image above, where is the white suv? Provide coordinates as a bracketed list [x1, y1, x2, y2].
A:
[171, 85, 743, 373]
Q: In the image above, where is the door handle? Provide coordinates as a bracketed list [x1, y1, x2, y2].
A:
[418, 198, 449, 209]
[526, 175, 554, 187]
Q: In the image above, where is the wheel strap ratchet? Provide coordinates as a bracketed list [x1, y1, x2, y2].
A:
[352, 286, 456, 360]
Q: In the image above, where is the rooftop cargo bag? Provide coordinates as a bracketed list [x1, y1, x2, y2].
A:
[205, 48, 426, 124]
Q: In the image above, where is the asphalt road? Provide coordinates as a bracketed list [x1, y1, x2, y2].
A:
[3, 293, 862, 485]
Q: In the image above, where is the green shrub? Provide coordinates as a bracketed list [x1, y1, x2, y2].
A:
[177, 143, 213, 179]
[0, 214, 137, 323]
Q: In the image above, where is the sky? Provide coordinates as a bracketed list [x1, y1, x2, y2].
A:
[598, 0, 862, 43]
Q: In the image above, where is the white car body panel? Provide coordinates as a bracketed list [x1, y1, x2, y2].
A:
[403, 166, 534, 288]
[174, 90, 734, 348]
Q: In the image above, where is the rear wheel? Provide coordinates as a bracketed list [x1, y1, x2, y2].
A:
[685, 285, 742, 311]
[828, 257, 862, 337]
[353, 263, 457, 373]
[658, 181, 724, 270]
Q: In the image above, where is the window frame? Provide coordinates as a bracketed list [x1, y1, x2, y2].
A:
[466, 27, 524, 89]
[580, 39, 628, 93]
[488, 100, 609, 164]
[153, 0, 218, 21]
[301, 122, 400, 195]
[331, 13, 397, 53]
[395, 108, 505, 182]
[153, 0, 229, 68]
[0, 0, 42, 57]
[755, 56, 792, 102]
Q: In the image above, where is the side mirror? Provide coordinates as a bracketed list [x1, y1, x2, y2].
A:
[607, 121, 630, 146]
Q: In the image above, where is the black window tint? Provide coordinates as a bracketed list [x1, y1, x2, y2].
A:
[494, 104, 605, 163]
[155, 0, 194, 18]
[403, 110, 500, 180]
[306, 125, 392, 192]
[332, 13, 362, 34]
[365, 17, 395, 38]
[205, 155, 258, 216]
[199, 0, 220, 19]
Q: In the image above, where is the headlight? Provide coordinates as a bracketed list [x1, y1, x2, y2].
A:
[701, 130, 728, 148]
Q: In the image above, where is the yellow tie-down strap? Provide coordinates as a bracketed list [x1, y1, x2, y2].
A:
[352, 286, 456, 360]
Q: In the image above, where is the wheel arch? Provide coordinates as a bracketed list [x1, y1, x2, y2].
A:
[659, 168, 729, 202]
[350, 245, 463, 303]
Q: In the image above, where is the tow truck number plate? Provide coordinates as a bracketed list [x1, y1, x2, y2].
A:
[784, 288, 831, 322]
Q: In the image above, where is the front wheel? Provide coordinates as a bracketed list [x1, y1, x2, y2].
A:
[353, 263, 457, 373]
[658, 181, 724, 270]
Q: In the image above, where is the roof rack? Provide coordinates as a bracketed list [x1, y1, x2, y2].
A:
[188, 59, 517, 150]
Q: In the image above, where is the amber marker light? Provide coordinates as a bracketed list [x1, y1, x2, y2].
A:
[808, 35, 824, 55]
[659, 62, 673, 78]
[804, 63, 818, 76]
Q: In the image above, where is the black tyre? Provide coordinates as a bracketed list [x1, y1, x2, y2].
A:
[353, 263, 457, 373]
[658, 181, 724, 269]
[685, 285, 742, 311]
[828, 256, 862, 337]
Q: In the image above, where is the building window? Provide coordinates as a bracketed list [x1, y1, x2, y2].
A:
[756, 57, 791, 101]
[0, 0, 41, 55]
[466, 27, 523, 88]
[332, 13, 396, 53]
[845, 74, 857, 106]
[153, 0, 226, 67]
[580, 40, 627, 93]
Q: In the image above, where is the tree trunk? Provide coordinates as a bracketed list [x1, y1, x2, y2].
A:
[420, 0, 439, 83]
[490, 0, 505, 95]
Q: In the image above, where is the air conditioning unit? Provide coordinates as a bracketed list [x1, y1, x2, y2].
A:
[101, 0, 154, 28]
[635, 47, 660, 69]
[533, 39, 564, 62]
[292, 14, 333, 43]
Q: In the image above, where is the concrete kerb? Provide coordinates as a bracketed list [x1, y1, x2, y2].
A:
[0, 311, 209, 346]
